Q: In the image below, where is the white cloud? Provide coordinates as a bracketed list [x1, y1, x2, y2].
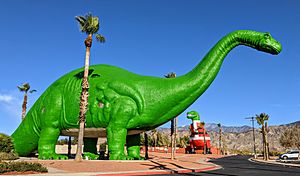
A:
[0, 91, 23, 118]
[0, 94, 13, 103]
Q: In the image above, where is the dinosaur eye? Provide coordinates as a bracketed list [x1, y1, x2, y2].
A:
[264, 33, 271, 39]
[98, 102, 104, 108]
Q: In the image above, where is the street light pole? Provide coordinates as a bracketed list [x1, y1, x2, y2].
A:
[246, 117, 257, 159]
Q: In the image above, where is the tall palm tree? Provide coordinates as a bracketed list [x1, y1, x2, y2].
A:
[217, 123, 222, 155]
[165, 72, 177, 160]
[75, 13, 105, 161]
[17, 83, 36, 120]
[255, 113, 269, 160]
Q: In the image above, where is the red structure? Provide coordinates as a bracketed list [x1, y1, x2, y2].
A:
[186, 120, 211, 154]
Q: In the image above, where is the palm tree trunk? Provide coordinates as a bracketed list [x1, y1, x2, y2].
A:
[171, 118, 175, 160]
[265, 122, 269, 160]
[153, 130, 157, 150]
[21, 93, 28, 120]
[203, 128, 207, 155]
[174, 116, 178, 155]
[262, 125, 266, 160]
[219, 127, 222, 155]
[75, 34, 92, 161]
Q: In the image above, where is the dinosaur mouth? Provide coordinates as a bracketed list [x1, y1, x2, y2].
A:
[269, 41, 282, 55]
[269, 45, 282, 55]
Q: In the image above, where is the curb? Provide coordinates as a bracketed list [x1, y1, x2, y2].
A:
[96, 165, 220, 175]
[249, 158, 300, 168]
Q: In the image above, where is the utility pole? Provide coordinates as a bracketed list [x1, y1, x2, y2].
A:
[245, 117, 257, 159]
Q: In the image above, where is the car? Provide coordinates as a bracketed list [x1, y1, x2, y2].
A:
[279, 150, 299, 160]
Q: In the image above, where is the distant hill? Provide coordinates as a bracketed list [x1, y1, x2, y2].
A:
[282, 120, 300, 126]
[161, 123, 252, 133]
[157, 121, 299, 152]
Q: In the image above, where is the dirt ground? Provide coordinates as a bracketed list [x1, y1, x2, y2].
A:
[22, 152, 224, 174]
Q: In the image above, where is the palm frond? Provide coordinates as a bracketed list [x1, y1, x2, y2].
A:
[75, 13, 101, 35]
[17, 85, 25, 92]
[23, 83, 30, 90]
[29, 90, 37, 93]
[75, 16, 86, 32]
[75, 16, 86, 26]
[17, 83, 30, 92]
[84, 14, 99, 34]
[95, 34, 105, 43]
[165, 72, 176, 78]
[255, 113, 269, 125]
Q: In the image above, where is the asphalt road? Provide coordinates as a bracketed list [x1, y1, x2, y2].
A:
[158, 155, 300, 176]
[192, 155, 300, 176]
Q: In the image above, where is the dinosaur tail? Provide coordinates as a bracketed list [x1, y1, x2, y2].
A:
[11, 110, 40, 156]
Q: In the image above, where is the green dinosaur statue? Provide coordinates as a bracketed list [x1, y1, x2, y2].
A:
[187, 111, 200, 121]
[11, 30, 281, 160]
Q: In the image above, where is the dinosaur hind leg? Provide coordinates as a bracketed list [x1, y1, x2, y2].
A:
[38, 127, 67, 160]
[127, 134, 143, 160]
[11, 117, 39, 156]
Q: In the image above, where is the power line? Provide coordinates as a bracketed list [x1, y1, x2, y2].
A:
[245, 116, 257, 159]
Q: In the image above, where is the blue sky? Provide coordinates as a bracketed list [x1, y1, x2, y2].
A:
[0, 0, 299, 135]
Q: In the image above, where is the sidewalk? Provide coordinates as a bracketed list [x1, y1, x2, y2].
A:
[20, 152, 222, 176]
[250, 157, 300, 168]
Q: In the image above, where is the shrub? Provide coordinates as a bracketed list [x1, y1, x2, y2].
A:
[83, 152, 99, 160]
[0, 133, 14, 153]
[0, 152, 19, 160]
[229, 149, 252, 155]
[0, 161, 47, 174]
[268, 150, 283, 157]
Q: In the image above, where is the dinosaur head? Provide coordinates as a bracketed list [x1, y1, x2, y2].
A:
[256, 32, 282, 55]
[187, 111, 200, 121]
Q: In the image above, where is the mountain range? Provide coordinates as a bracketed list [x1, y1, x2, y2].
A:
[158, 121, 300, 152]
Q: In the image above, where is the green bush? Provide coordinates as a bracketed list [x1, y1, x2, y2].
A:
[0, 133, 14, 153]
[229, 149, 252, 155]
[0, 162, 47, 174]
[83, 152, 99, 160]
[267, 150, 283, 157]
[0, 152, 19, 160]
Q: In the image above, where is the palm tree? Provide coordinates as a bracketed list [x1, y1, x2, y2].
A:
[74, 13, 105, 161]
[217, 123, 222, 155]
[255, 113, 269, 160]
[17, 83, 36, 120]
[165, 72, 177, 160]
[151, 129, 158, 149]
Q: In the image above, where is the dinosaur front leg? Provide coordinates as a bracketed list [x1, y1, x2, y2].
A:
[106, 126, 127, 160]
[38, 127, 68, 160]
[127, 134, 143, 160]
[106, 97, 137, 160]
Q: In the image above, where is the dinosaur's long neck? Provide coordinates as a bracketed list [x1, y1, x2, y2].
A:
[157, 31, 261, 124]
[181, 31, 261, 96]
